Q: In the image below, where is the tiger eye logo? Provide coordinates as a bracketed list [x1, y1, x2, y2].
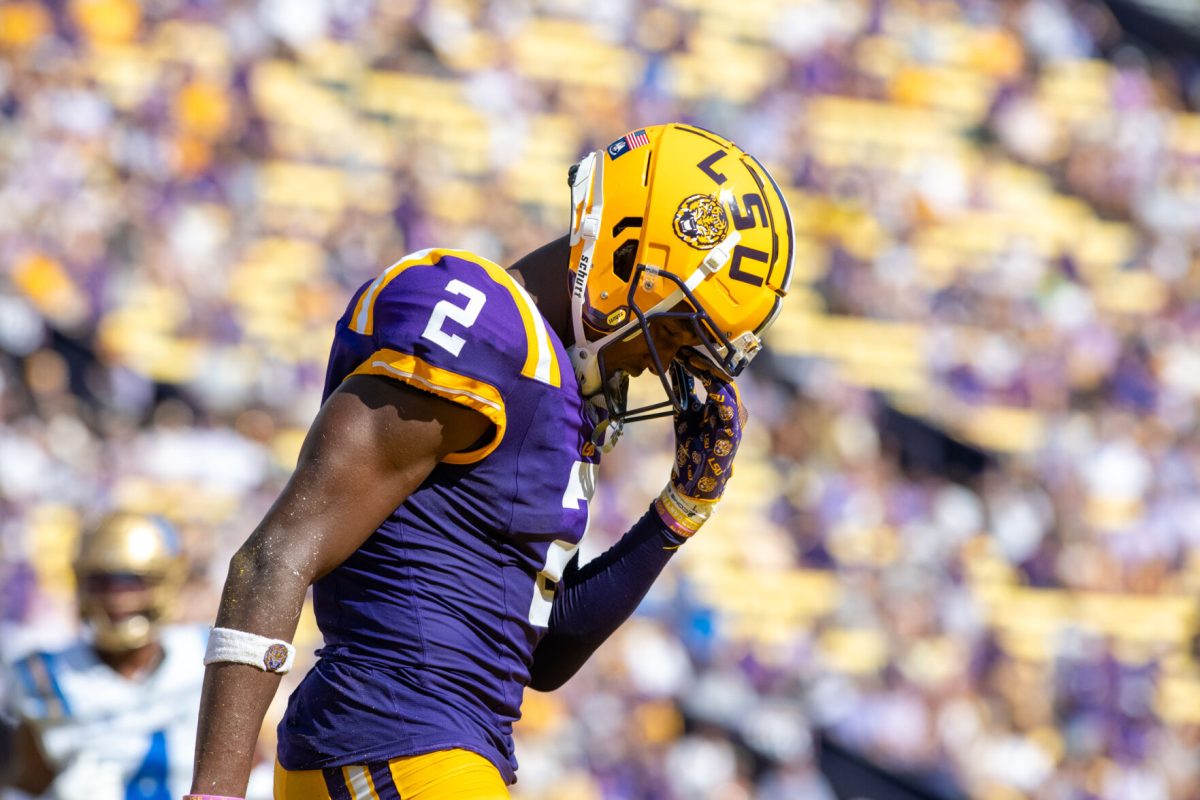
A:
[673, 194, 730, 250]
[698, 476, 718, 493]
[714, 438, 733, 457]
[718, 405, 735, 422]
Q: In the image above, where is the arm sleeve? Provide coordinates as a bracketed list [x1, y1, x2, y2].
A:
[528, 507, 686, 691]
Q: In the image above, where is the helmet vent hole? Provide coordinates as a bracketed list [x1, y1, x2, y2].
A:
[613, 240, 638, 283]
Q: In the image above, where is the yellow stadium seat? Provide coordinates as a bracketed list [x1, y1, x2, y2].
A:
[87, 45, 159, 110]
[511, 19, 642, 91]
[296, 39, 366, 84]
[12, 251, 88, 328]
[1091, 271, 1167, 316]
[1037, 59, 1114, 126]
[819, 628, 890, 675]
[667, 40, 780, 104]
[953, 406, 1046, 454]
[0, 2, 52, 49]
[150, 20, 231, 76]
[258, 161, 347, 213]
[889, 64, 995, 123]
[767, 313, 926, 374]
[1155, 675, 1200, 724]
[70, 0, 140, 46]
[175, 78, 231, 140]
[26, 505, 82, 599]
[1169, 113, 1200, 156]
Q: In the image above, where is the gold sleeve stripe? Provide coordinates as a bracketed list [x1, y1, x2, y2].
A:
[349, 348, 506, 464]
[459, 252, 561, 388]
[350, 248, 446, 336]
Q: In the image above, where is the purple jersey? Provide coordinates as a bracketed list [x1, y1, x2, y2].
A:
[277, 249, 598, 782]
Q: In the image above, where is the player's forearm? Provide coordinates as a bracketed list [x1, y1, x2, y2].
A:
[0, 716, 11, 784]
[528, 507, 680, 691]
[0, 719, 54, 794]
[191, 541, 310, 796]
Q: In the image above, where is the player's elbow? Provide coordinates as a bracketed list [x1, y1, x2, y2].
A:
[527, 655, 587, 691]
[527, 667, 568, 693]
[225, 537, 313, 597]
[527, 636, 592, 692]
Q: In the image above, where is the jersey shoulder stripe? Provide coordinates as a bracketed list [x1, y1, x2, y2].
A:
[349, 248, 560, 388]
[467, 255, 561, 388]
[349, 348, 506, 464]
[349, 248, 442, 336]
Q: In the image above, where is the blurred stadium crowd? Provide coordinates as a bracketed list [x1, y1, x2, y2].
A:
[3, 0, 1200, 797]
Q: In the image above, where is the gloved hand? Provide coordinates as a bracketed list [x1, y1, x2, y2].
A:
[653, 371, 746, 542]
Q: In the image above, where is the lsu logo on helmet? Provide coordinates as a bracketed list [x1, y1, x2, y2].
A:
[673, 193, 731, 251]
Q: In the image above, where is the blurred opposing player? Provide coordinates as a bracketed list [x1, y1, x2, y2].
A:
[1, 512, 203, 799]
[190, 123, 794, 800]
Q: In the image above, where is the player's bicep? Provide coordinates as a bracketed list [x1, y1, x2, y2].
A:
[249, 375, 490, 581]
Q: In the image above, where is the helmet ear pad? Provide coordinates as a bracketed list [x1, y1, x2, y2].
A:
[612, 239, 638, 283]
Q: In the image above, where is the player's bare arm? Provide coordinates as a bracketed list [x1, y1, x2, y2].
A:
[190, 375, 489, 797]
[0, 718, 54, 795]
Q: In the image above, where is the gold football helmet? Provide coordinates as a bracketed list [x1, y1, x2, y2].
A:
[566, 123, 793, 436]
[75, 512, 185, 652]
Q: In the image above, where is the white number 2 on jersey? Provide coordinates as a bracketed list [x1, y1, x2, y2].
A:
[528, 460, 596, 627]
[422, 279, 487, 356]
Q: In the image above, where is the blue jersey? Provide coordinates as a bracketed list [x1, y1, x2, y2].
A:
[3, 626, 206, 800]
[277, 249, 598, 783]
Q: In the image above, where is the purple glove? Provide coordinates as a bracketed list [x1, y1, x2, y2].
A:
[654, 374, 746, 540]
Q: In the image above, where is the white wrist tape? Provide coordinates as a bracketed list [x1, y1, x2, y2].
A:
[204, 627, 295, 674]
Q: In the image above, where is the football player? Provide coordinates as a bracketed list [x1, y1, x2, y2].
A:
[2, 512, 204, 799]
[189, 123, 794, 800]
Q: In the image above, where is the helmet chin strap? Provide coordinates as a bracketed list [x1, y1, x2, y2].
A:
[567, 151, 606, 397]
[585, 370, 629, 453]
